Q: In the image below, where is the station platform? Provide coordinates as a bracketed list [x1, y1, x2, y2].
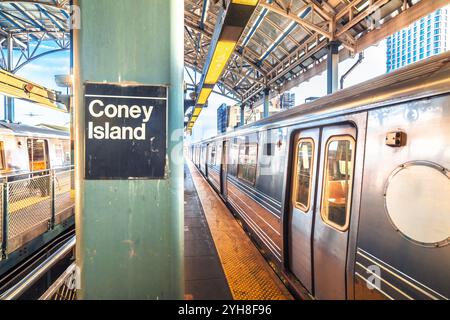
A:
[184, 162, 293, 300]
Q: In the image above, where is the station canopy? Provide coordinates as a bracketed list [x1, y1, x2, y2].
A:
[0, 0, 69, 74]
[0, 0, 446, 104]
[185, 0, 446, 107]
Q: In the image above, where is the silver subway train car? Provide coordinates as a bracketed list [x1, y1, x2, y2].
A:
[0, 122, 73, 274]
[189, 52, 450, 300]
[0, 122, 71, 178]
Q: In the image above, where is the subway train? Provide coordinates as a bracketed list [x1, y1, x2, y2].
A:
[0, 122, 71, 178]
[189, 51, 450, 300]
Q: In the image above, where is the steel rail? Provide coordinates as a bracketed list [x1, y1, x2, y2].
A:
[0, 235, 75, 300]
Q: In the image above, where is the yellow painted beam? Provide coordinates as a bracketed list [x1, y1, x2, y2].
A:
[0, 69, 66, 112]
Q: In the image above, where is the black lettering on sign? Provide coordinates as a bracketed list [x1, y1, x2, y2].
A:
[84, 83, 167, 180]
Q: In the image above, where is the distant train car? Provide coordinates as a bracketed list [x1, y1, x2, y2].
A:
[0, 122, 71, 179]
[189, 52, 450, 300]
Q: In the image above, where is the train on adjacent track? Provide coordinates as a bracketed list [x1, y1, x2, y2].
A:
[0, 122, 71, 179]
[189, 52, 450, 300]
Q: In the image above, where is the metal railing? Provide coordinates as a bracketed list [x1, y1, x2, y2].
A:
[1, 166, 75, 259]
[0, 236, 76, 300]
[39, 261, 77, 300]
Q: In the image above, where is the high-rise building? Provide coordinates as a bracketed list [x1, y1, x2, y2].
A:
[217, 103, 229, 134]
[217, 104, 242, 133]
[280, 92, 296, 109]
[386, 7, 449, 73]
[228, 105, 241, 129]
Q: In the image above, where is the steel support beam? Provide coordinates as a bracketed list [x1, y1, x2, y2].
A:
[240, 103, 246, 127]
[74, 0, 184, 299]
[327, 41, 340, 95]
[263, 88, 270, 119]
[4, 34, 14, 122]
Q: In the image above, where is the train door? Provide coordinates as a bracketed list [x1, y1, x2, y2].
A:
[289, 124, 356, 299]
[204, 144, 209, 177]
[27, 139, 50, 172]
[313, 124, 356, 300]
[195, 146, 200, 167]
[289, 128, 320, 294]
[201, 145, 207, 175]
[220, 140, 229, 198]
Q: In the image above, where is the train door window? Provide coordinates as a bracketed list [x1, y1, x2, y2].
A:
[321, 136, 355, 231]
[0, 141, 5, 170]
[264, 143, 274, 156]
[292, 138, 315, 212]
[237, 143, 258, 185]
[28, 139, 49, 172]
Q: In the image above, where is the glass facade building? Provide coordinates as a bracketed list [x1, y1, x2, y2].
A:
[386, 7, 450, 73]
[217, 103, 229, 134]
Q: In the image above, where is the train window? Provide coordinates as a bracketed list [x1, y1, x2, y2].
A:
[321, 136, 355, 231]
[0, 141, 5, 170]
[264, 143, 274, 156]
[292, 138, 314, 212]
[28, 139, 49, 172]
[238, 143, 258, 185]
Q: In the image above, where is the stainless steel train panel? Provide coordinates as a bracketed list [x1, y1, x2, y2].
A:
[356, 95, 450, 300]
[200, 144, 207, 175]
[256, 128, 288, 203]
[207, 142, 221, 191]
[225, 132, 283, 262]
[189, 52, 450, 300]
[220, 140, 229, 198]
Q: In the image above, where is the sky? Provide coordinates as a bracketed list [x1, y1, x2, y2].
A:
[188, 40, 388, 143]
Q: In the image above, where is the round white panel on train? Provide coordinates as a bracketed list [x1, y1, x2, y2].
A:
[385, 162, 450, 246]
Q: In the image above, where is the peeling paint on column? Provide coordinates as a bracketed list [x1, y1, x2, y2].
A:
[74, 0, 184, 299]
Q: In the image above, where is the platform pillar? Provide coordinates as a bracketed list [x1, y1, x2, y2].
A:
[263, 88, 270, 119]
[327, 41, 340, 95]
[240, 103, 246, 127]
[73, 0, 184, 299]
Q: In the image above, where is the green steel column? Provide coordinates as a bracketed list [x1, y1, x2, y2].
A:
[263, 88, 270, 119]
[73, 0, 184, 299]
[240, 103, 246, 127]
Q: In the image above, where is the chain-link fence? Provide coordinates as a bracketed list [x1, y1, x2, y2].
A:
[54, 169, 74, 219]
[1, 166, 74, 258]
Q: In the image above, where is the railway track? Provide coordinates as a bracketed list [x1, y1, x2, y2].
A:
[0, 228, 75, 300]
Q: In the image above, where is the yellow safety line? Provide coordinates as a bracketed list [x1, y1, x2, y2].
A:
[188, 161, 293, 300]
[9, 196, 50, 213]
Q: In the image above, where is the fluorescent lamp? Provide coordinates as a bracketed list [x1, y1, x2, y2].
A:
[197, 88, 213, 105]
[193, 107, 202, 116]
[204, 40, 236, 84]
[232, 0, 259, 6]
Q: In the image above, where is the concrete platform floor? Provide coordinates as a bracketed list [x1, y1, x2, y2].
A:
[184, 161, 293, 300]
[184, 164, 233, 300]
